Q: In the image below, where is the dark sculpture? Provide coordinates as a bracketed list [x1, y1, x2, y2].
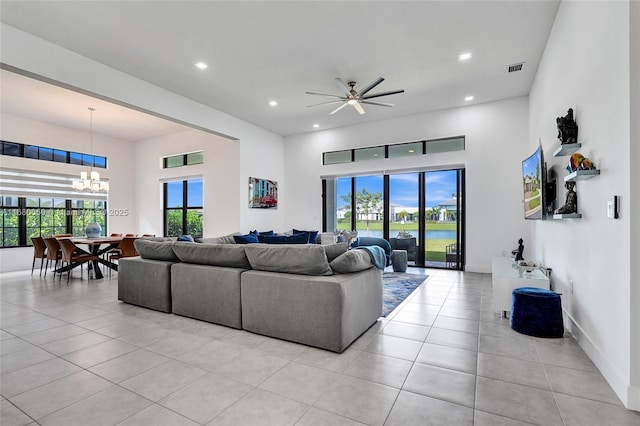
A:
[556, 108, 578, 144]
[512, 238, 524, 261]
[555, 181, 578, 214]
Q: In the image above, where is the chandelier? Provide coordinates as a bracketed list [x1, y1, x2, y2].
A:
[72, 107, 109, 192]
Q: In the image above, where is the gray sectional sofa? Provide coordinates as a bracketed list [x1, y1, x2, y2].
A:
[118, 238, 383, 352]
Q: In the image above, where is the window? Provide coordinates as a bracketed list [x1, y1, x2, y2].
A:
[163, 151, 204, 169]
[321, 136, 465, 165]
[0, 196, 107, 247]
[0, 140, 107, 168]
[164, 178, 203, 237]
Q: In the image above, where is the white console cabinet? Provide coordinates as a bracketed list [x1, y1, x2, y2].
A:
[492, 257, 550, 317]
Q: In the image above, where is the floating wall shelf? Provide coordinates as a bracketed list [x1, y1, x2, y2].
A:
[564, 169, 601, 182]
[553, 143, 582, 157]
[552, 213, 582, 219]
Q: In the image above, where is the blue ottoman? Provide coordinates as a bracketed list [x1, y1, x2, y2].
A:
[510, 287, 564, 338]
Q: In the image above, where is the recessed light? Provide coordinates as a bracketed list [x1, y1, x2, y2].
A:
[458, 52, 472, 61]
[465, 95, 474, 102]
[268, 100, 278, 107]
[194, 62, 208, 70]
[313, 124, 320, 128]
[408, 149, 415, 153]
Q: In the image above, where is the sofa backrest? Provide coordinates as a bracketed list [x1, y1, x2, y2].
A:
[244, 244, 333, 276]
[172, 242, 250, 269]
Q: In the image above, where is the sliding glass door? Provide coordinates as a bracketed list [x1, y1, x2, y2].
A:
[323, 168, 464, 270]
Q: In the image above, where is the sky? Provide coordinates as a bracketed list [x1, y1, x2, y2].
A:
[336, 170, 459, 209]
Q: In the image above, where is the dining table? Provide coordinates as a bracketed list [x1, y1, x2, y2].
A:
[55, 236, 134, 280]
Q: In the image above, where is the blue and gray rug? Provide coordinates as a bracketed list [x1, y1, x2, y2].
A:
[382, 272, 428, 317]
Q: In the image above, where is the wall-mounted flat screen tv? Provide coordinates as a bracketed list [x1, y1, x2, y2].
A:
[522, 145, 544, 220]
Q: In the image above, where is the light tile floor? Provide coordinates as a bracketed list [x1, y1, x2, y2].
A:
[1, 268, 638, 426]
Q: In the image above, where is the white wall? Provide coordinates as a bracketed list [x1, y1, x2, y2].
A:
[133, 129, 241, 237]
[0, 113, 135, 272]
[284, 96, 530, 273]
[529, 0, 637, 409]
[0, 24, 286, 236]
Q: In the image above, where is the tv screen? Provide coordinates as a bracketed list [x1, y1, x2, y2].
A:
[522, 145, 544, 220]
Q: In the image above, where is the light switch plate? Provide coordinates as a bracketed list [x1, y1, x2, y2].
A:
[607, 196, 619, 219]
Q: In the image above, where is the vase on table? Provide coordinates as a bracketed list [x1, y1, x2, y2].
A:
[85, 223, 102, 238]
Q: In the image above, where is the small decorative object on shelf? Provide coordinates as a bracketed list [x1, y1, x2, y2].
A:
[567, 152, 596, 173]
[555, 181, 577, 214]
[556, 108, 578, 144]
[511, 238, 524, 261]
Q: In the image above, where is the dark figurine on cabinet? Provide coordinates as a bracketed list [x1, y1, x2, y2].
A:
[512, 238, 524, 261]
[555, 181, 578, 214]
[556, 108, 578, 144]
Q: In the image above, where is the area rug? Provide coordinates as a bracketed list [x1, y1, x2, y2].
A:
[382, 272, 428, 317]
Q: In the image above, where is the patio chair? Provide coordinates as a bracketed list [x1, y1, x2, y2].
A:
[446, 243, 458, 268]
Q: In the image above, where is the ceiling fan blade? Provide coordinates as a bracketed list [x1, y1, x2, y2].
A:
[306, 100, 345, 107]
[357, 77, 384, 97]
[329, 102, 349, 115]
[305, 91, 345, 99]
[360, 100, 394, 107]
[361, 89, 405, 100]
[352, 102, 366, 115]
[334, 78, 352, 96]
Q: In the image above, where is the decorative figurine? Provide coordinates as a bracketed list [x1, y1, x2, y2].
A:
[556, 108, 578, 144]
[511, 238, 524, 261]
[555, 181, 578, 214]
[567, 152, 596, 173]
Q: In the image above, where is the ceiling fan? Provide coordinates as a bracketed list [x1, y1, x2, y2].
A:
[306, 77, 404, 115]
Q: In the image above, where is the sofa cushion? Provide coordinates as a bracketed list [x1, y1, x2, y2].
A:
[172, 242, 250, 268]
[330, 249, 375, 274]
[134, 239, 179, 262]
[292, 229, 319, 244]
[257, 233, 308, 244]
[244, 244, 333, 276]
[323, 242, 349, 263]
[196, 233, 240, 244]
[177, 234, 195, 242]
[233, 234, 259, 244]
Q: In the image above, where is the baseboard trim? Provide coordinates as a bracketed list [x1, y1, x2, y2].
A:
[563, 308, 638, 410]
[465, 264, 491, 274]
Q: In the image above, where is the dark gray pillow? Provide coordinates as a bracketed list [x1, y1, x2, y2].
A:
[195, 233, 240, 244]
[172, 242, 250, 268]
[330, 249, 374, 274]
[134, 239, 179, 262]
[244, 244, 333, 276]
[323, 242, 349, 263]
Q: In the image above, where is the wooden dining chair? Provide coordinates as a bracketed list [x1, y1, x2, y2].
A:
[141, 234, 155, 237]
[53, 233, 72, 237]
[31, 236, 47, 276]
[58, 239, 99, 283]
[110, 233, 123, 237]
[124, 233, 137, 237]
[43, 237, 62, 278]
[108, 236, 138, 277]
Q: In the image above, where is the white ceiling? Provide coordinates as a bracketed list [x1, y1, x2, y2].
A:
[0, 1, 560, 138]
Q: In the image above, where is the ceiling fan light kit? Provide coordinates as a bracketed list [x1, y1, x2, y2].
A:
[306, 77, 404, 115]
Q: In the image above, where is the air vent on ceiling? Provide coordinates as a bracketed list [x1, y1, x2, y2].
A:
[508, 62, 525, 73]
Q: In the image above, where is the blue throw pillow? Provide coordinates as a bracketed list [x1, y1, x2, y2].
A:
[250, 230, 274, 236]
[292, 229, 319, 244]
[233, 234, 259, 244]
[257, 233, 308, 244]
[177, 234, 195, 242]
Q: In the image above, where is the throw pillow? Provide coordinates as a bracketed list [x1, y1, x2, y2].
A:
[196, 232, 240, 244]
[250, 230, 275, 236]
[233, 234, 259, 244]
[330, 249, 374, 274]
[177, 234, 195, 242]
[245, 244, 333, 276]
[134, 239, 179, 262]
[293, 229, 319, 244]
[257, 233, 308, 244]
[323, 242, 349, 263]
